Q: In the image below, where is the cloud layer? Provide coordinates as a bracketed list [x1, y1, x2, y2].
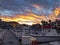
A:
[0, 0, 60, 16]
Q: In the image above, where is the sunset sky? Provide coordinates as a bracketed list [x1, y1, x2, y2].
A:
[0, 0, 60, 25]
[0, 0, 60, 16]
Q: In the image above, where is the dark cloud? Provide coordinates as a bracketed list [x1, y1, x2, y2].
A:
[1, 0, 59, 10]
[25, 0, 60, 7]
[0, 0, 32, 10]
[0, 0, 60, 16]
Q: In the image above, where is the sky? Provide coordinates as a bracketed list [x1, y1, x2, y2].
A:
[0, 0, 60, 16]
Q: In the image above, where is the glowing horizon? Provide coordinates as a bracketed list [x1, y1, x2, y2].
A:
[0, 7, 60, 25]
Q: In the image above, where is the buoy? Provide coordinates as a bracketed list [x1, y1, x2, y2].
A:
[30, 37, 38, 45]
[31, 40, 38, 45]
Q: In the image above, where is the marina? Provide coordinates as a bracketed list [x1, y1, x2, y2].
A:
[0, 28, 60, 45]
